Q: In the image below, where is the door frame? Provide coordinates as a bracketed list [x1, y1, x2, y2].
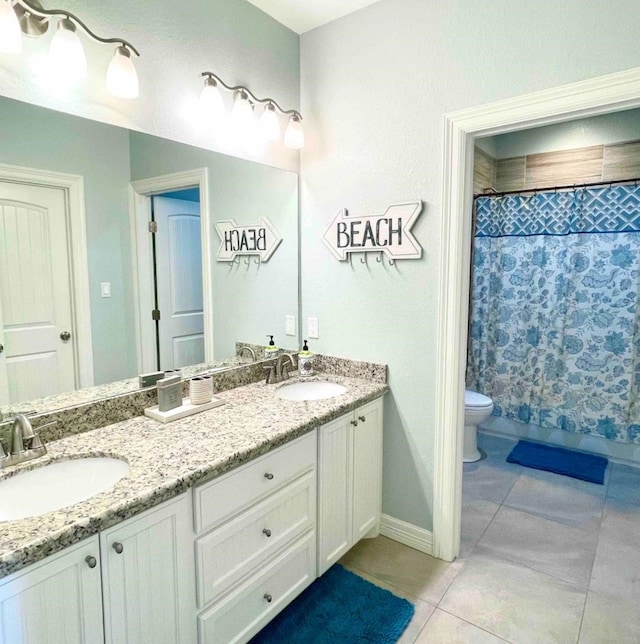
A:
[432, 67, 640, 561]
[129, 168, 212, 373]
[0, 163, 94, 391]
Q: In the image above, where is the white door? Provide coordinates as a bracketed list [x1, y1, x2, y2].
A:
[153, 196, 204, 370]
[0, 181, 76, 405]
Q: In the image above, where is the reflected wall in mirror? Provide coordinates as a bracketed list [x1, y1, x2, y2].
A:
[0, 95, 299, 411]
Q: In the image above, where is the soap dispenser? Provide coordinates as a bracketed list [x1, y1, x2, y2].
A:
[298, 340, 314, 376]
[265, 335, 279, 358]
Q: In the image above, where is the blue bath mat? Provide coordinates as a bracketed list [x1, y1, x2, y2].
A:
[507, 440, 608, 484]
[250, 564, 415, 643]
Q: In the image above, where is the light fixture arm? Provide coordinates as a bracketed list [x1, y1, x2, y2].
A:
[13, 0, 140, 55]
[201, 71, 301, 120]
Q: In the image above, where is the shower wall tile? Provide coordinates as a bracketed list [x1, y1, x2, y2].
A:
[524, 145, 604, 189]
[496, 157, 526, 191]
[603, 141, 640, 181]
[488, 140, 640, 193]
[474, 147, 497, 194]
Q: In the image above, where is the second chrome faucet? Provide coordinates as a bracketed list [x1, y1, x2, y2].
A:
[0, 414, 54, 469]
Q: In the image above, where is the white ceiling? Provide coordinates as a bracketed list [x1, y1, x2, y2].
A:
[245, 0, 382, 34]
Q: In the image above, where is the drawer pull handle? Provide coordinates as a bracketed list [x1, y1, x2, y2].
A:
[264, 472, 274, 480]
[264, 593, 273, 603]
[85, 555, 97, 569]
[358, 415, 366, 422]
[112, 542, 124, 554]
[350, 420, 358, 427]
[263, 528, 272, 538]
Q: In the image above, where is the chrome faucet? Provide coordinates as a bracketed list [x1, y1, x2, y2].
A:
[239, 346, 257, 362]
[0, 414, 52, 469]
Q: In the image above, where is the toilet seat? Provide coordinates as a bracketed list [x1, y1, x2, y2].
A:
[465, 390, 492, 410]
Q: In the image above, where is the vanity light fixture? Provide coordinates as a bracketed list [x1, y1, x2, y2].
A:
[0, 0, 140, 98]
[200, 71, 304, 149]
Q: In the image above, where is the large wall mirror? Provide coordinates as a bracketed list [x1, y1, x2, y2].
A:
[0, 95, 299, 412]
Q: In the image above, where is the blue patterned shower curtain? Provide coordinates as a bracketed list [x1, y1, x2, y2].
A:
[466, 185, 640, 444]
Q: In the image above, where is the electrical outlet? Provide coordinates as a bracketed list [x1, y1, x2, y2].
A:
[285, 315, 296, 336]
[307, 317, 319, 339]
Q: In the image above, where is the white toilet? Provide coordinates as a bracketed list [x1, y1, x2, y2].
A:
[464, 390, 494, 463]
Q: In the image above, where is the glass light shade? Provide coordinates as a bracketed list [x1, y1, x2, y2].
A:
[258, 104, 280, 142]
[200, 78, 225, 120]
[0, 0, 21, 54]
[106, 46, 139, 99]
[49, 19, 86, 80]
[284, 115, 304, 149]
[231, 91, 254, 130]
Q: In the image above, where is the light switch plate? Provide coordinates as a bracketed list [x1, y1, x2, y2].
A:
[285, 315, 296, 336]
[307, 317, 319, 339]
[100, 282, 111, 298]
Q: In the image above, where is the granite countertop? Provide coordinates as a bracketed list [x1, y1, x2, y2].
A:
[0, 373, 388, 580]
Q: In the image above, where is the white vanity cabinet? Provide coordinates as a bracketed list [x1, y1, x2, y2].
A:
[317, 397, 383, 574]
[0, 493, 195, 644]
[100, 494, 196, 644]
[193, 431, 317, 644]
[0, 536, 104, 644]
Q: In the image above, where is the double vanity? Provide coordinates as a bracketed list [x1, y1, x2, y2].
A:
[0, 357, 387, 644]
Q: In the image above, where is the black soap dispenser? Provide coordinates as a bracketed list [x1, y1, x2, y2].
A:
[265, 334, 279, 358]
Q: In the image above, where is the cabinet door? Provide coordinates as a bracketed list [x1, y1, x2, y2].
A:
[100, 494, 196, 644]
[352, 398, 383, 543]
[317, 412, 352, 575]
[0, 536, 103, 644]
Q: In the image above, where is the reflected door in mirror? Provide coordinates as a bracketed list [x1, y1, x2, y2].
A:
[0, 181, 76, 404]
[153, 195, 204, 370]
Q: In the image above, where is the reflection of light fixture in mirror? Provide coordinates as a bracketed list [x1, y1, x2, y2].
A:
[49, 18, 86, 80]
[200, 71, 303, 149]
[0, 0, 22, 54]
[284, 115, 305, 150]
[0, 0, 140, 98]
[106, 46, 139, 99]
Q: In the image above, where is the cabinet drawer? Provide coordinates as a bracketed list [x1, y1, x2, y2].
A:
[197, 532, 316, 644]
[196, 471, 316, 607]
[194, 431, 316, 534]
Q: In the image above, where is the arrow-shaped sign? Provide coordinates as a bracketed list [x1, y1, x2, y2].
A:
[215, 217, 283, 262]
[322, 201, 423, 261]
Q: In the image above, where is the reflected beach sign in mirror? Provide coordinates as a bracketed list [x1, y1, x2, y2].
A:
[215, 217, 282, 262]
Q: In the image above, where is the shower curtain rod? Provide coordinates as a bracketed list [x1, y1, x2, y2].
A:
[474, 175, 640, 200]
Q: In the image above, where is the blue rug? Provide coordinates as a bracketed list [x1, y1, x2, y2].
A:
[251, 564, 415, 643]
[507, 440, 608, 484]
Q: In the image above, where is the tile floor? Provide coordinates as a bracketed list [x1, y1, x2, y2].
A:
[339, 433, 640, 643]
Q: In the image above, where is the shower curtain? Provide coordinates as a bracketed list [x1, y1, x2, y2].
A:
[466, 184, 640, 444]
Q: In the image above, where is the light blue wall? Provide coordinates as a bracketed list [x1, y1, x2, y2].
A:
[0, 97, 136, 385]
[300, 0, 640, 531]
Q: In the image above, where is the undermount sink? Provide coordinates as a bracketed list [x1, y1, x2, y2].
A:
[276, 380, 347, 401]
[0, 457, 130, 522]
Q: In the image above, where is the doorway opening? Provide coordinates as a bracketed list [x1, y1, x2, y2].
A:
[432, 68, 640, 562]
[129, 168, 213, 374]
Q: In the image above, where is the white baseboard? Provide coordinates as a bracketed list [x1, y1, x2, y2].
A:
[379, 514, 433, 556]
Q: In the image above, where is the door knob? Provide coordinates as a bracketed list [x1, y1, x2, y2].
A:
[85, 555, 97, 568]
[358, 415, 366, 423]
[60, 331, 71, 341]
[0, 343, 3, 354]
[112, 542, 124, 554]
